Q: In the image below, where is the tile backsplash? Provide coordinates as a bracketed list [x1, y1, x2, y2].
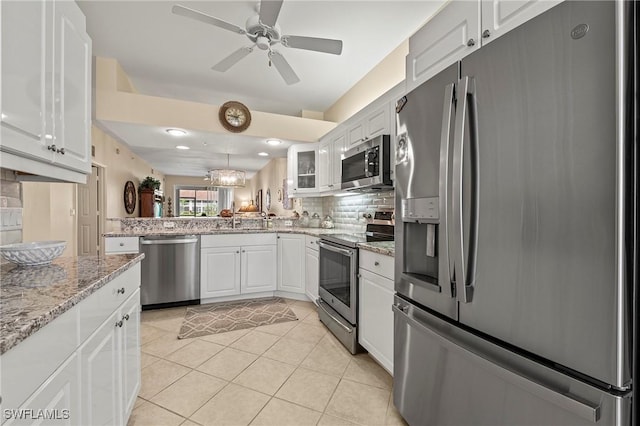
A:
[298, 190, 394, 232]
[0, 168, 23, 249]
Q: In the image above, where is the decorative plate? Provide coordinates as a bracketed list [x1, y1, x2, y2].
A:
[124, 181, 136, 214]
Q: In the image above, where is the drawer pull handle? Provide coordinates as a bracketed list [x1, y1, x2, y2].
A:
[123, 314, 130, 321]
[374, 261, 380, 266]
[117, 287, 125, 295]
[119, 242, 125, 246]
[115, 320, 124, 328]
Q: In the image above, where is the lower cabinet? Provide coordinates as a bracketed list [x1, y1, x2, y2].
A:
[200, 234, 277, 301]
[358, 251, 394, 373]
[79, 288, 141, 426]
[305, 245, 319, 302]
[277, 234, 306, 294]
[1, 265, 141, 426]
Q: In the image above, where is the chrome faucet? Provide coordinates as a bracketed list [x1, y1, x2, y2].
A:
[231, 201, 241, 229]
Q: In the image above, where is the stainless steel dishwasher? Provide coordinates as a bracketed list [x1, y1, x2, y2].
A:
[140, 234, 200, 309]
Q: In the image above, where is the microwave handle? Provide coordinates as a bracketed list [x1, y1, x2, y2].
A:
[364, 150, 373, 177]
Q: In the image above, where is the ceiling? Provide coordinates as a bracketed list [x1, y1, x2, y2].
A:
[78, 0, 444, 178]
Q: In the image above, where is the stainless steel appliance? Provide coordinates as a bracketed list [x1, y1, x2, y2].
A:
[341, 134, 393, 191]
[394, 2, 637, 425]
[140, 234, 200, 309]
[318, 212, 394, 353]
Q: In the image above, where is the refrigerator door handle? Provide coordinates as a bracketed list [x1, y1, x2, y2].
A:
[451, 76, 479, 303]
[439, 82, 456, 298]
[392, 302, 602, 423]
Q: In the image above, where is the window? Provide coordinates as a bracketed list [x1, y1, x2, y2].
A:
[178, 188, 218, 217]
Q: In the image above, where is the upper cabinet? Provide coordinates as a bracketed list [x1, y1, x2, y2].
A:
[0, 0, 92, 183]
[347, 102, 391, 147]
[288, 144, 318, 195]
[406, 0, 562, 92]
[481, 0, 562, 44]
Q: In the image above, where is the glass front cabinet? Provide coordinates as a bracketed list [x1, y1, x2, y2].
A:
[288, 144, 318, 195]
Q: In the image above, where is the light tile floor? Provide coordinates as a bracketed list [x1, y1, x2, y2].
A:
[128, 299, 407, 426]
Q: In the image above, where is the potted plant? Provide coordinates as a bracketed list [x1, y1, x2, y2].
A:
[138, 176, 161, 217]
[139, 176, 161, 192]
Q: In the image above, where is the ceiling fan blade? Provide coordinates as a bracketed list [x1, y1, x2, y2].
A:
[269, 51, 300, 85]
[282, 35, 343, 55]
[172, 5, 245, 35]
[212, 47, 254, 72]
[259, 0, 283, 27]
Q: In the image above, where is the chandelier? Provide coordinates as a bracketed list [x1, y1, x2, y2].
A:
[207, 154, 246, 188]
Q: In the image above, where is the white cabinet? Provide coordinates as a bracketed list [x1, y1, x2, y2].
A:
[242, 245, 277, 294]
[105, 236, 140, 254]
[358, 250, 394, 374]
[79, 288, 140, 426]
[201, 247, 241, 298]
[347, 103, 391, 147]
[200, 234, 277, 301]
[7, 353, 80, 426]
[406, 0, 563, 92]
[305, 236, 320, 302]
[1, 264, 141, 426]
[277, 234, 306, 294]
[0, 0, 91, 183]
[331, 131, 346, 189]
[318, 138, 333, 192]
[406, 0, 480, 92]
[481, 0, 561, 45]
[287, 144, 318, 195]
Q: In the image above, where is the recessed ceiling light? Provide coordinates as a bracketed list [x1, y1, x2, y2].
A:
[166, 128, 187, 136]
[258, 152, 269, 156]
[266, 139, 282, 146]
[176, 145, 190, 150]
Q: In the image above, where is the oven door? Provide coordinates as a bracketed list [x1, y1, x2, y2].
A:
[318, 240, 358, 324]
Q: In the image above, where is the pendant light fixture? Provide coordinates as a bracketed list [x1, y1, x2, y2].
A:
[207, 154, 246, 188]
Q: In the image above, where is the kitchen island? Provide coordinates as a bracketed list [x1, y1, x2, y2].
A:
[0, 253, 144, 425]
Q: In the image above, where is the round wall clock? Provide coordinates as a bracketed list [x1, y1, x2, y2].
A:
[219, 101, 251, 133]
[124, 181, 136, 214]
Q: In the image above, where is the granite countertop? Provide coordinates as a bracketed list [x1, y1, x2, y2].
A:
[103, 227, 346, 238]
[357, 241, 395, 257]
[0, 253, 144, 355]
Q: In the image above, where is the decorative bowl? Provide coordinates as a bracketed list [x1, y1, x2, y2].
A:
[0, 241, 67, 266]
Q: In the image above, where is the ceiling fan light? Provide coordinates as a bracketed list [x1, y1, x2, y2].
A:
[256, 36, 270, 50]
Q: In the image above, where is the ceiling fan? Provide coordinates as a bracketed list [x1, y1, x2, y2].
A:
[172, 0, 343, 85]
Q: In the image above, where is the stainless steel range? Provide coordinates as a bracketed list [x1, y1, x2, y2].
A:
[317, 211, 394, 354]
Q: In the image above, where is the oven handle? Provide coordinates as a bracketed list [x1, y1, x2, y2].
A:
[317, 299, 354, 334]
[317, 241, 355, 257]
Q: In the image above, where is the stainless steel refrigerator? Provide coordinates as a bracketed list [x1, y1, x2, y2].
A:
[393, 1, 637, 425]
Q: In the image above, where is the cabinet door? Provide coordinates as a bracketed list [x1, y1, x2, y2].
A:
[406, 0, 480, 92]
[201, 247, 241, 298]
[120, 289, 141, 419]
[53, 0, 91, 174]
[481, 0, 562, 45]
[359, 268, 394, 373]
[0, 0, 53, 162]
[305, 247, 319, 302]
[79, 311, 121, 426]
[364, 103, 390, 140]
[331, 132, 346, 188]
[241, 245, 277, 293]
[318, 138, 333, 192]
[8, 353, 80, 426]
[277, 234, 305, 293]
[347, 122, 365, 146]
[294, 146, 318, 193]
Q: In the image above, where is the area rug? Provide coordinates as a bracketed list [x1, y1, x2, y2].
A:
[177, 297, 298, 339]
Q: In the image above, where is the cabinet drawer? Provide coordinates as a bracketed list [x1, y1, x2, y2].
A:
[105, 237, 139, 253]
[201, 233, 276, 248]
[359, 250, 394, 281]
[78, 264, 141, 342]
[305, 235, 320, 251]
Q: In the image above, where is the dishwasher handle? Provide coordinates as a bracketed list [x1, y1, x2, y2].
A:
[140, 238, 199, 245]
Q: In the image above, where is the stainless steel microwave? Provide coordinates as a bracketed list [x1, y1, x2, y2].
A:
[341, 134, 393, 191]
